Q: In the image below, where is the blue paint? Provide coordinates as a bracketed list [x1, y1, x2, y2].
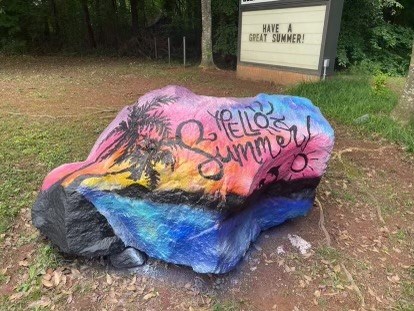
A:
[79, 187, 313, 273]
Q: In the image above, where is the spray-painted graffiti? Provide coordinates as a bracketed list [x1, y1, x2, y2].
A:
[175, 102, 313, 181]
[33, 85, 334, 274]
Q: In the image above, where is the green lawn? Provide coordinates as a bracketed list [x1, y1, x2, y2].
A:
[0, 117, 106, 234]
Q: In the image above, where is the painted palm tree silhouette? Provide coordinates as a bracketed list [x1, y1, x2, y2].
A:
[98, 95, 178, 189]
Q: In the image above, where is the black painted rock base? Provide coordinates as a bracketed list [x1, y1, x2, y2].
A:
[110, 247, 147, 269]
[32, 183, 125, 258]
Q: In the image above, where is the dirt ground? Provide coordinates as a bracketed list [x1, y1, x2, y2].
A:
[0, 56, 413, 311]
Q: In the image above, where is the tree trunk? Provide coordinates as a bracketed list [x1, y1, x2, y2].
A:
[138, 0, 146, 27]
[200, 0, 216, 69]
[81, 0, 97, 48]
[94, 0, 104, 45]
[119, 0, 127, 15]
[111, 0, 119, 47]
[392, 42, 414, 125]
[50, 0, 60, 37]
[130, 0, 139, 35]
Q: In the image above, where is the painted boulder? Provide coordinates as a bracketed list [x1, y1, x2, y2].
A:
[32, 85, 334, 274]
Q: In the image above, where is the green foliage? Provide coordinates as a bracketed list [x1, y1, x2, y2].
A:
[212, 0, 238, 56]
[337, 0, 414, 75]
[0, 0, 413, 72]
[212, 300, 243, 311]
[372, 72, 388, 94]
[288, 75, 414, 152]
[0, 0, 40, 53]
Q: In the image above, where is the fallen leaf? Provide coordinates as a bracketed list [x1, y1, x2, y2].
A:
[53, 271, 62, 286]
[9, 292, 25, 302]
[314, 290, 321, 298]
[70, 269, 81, 279]
[1, 266, 9, 274]
[143, 292, 157, 300]
[393, 247, 402, 254]
[106, 274, 113, 285]
[60, 274, 67, 285]
[28, 297, 51, 308]
[387, 275, 400, 283]
[42, 279, 54, 288]
[302, 252, 313, 259]
[130, 275, 137, 286]
[18, 260, 29, 267]
[67, 295, 73, 304]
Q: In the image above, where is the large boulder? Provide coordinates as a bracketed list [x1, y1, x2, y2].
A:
[32, 85, 334, 274]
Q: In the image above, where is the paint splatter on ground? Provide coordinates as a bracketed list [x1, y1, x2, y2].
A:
[287, 234, 312, 255]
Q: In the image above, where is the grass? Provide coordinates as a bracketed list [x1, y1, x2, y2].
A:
[212, 300, 245, 311]
[316, 246, 342, 262]
[0, 116, 104, 233]
[288, 75, 414, 152]
[0, 244, 61, 310]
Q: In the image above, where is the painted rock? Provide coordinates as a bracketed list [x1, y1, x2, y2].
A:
[32, 85, 334, 274]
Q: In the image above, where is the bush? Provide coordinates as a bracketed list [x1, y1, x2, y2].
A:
[212, 0, 238, 58]
[337, 0, 414, 76]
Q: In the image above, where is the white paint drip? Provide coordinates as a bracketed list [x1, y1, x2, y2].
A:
[288, 234, 311, 255]
[276, 245, 285, 255]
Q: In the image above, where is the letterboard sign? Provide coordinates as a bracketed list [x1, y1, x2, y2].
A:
[237, 0, 344, 84]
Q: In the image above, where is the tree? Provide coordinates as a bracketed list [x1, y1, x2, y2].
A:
[130, 0, 139, 35]
[337, 0, 413, 75]
[392, 42, 414, 125]
[200, 0, 215, 69]
[81, 0, 96, 48]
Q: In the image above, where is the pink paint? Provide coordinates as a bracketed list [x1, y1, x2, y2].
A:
[40, 85, 334, 197]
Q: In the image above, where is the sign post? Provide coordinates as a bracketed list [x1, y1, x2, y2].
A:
[237, 0, 344, 85]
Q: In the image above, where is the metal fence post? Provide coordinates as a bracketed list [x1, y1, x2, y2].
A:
[154, 37, 157, 59]
[168, 37, 171, 65]
[183, 36, 186, 67]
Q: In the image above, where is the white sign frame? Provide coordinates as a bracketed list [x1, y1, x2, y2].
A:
[237, 0, 344, 77]
[239, 5, 327, 71]
[241, 0, 280, 5]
